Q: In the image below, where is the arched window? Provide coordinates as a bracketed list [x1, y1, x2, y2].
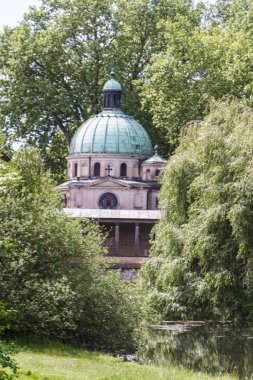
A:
[94, 162, 100, 176]
[146, 169, 151, 180]
[74, 163, 78, 177]
[155, 169, 160, 177]
[120, 163, 127, 177]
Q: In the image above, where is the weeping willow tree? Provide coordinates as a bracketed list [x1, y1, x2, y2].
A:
[141, 98, 253, 322]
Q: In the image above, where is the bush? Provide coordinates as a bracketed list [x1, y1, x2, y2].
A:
[77, 271, 141, 353]
[0, 149, 141, 352]
[0, 302, 17, 380]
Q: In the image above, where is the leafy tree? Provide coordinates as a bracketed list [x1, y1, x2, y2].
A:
[111, 0, 194, 146]
[0, 0, 197, 179]
[0, 0, 116, 180]
[0, 148, 141, 352]
[141, 0, 253, 146]
[0, 0, 115, 142]
[141, 4, 224, 145]
[140, 99, 253, 322]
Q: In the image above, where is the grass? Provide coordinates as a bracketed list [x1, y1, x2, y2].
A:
[3, 339, 236, 380]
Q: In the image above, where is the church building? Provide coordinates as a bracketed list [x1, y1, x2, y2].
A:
[57, 70, 165, 265]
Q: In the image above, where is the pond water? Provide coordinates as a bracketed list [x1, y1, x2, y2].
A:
[141, 322, 253, 379]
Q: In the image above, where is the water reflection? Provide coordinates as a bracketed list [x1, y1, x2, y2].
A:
[141, 322, 253, 379]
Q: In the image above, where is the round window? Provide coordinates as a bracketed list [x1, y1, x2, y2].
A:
[98, 192, 118, 209]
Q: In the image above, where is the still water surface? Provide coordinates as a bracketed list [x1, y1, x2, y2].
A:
[141, 322, 253, 379]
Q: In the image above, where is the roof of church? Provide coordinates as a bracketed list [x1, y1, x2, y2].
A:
[57, 177, 150, 189]
[69, 70, 153, 157]
[69, 109, 153, 156]
[143, 153, 166, 164]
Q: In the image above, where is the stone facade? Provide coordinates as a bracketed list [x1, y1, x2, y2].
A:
[59, 150, 165, 211]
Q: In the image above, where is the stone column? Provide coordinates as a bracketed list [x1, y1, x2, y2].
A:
[135, 223, 140, 256]
[115, 223, 120, 256]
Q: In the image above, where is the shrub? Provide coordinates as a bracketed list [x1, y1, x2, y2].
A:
[0, 149, 141, 352]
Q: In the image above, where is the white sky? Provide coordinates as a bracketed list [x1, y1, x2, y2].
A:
[0, 0, 41, 30]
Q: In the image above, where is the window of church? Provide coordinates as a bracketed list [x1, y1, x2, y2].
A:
[113, 94, 118, 108]
[74, 163, 78, 177]
[146, 169, 151, 180]
[107, 94, 111, 108]
[155, 169, 160, 177]
[120, 163, 127, 177]
[94, 162, 100, 176]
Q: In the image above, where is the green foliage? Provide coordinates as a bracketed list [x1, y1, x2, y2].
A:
[0, 303, 17, 380]
[141, 1, 202, 145]
[0, 149, 140, 352]
[0, 128, 12, 163]
[140, 99, 253, 322]
[41, 130, 68, 184]
[76, 271, 141, 352]
[141, 0, 253, 145]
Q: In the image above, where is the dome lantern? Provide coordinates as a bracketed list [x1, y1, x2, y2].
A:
[102, 69, 122, 110]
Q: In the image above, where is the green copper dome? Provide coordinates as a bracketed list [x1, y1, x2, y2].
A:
[69, 110, 153, 156]
[69, 70, 153, 156]
[103, 79, 122, 91]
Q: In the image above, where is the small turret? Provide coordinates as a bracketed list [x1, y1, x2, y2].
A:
[141, 146, 166, 181]
[102, 69, 122, 109]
